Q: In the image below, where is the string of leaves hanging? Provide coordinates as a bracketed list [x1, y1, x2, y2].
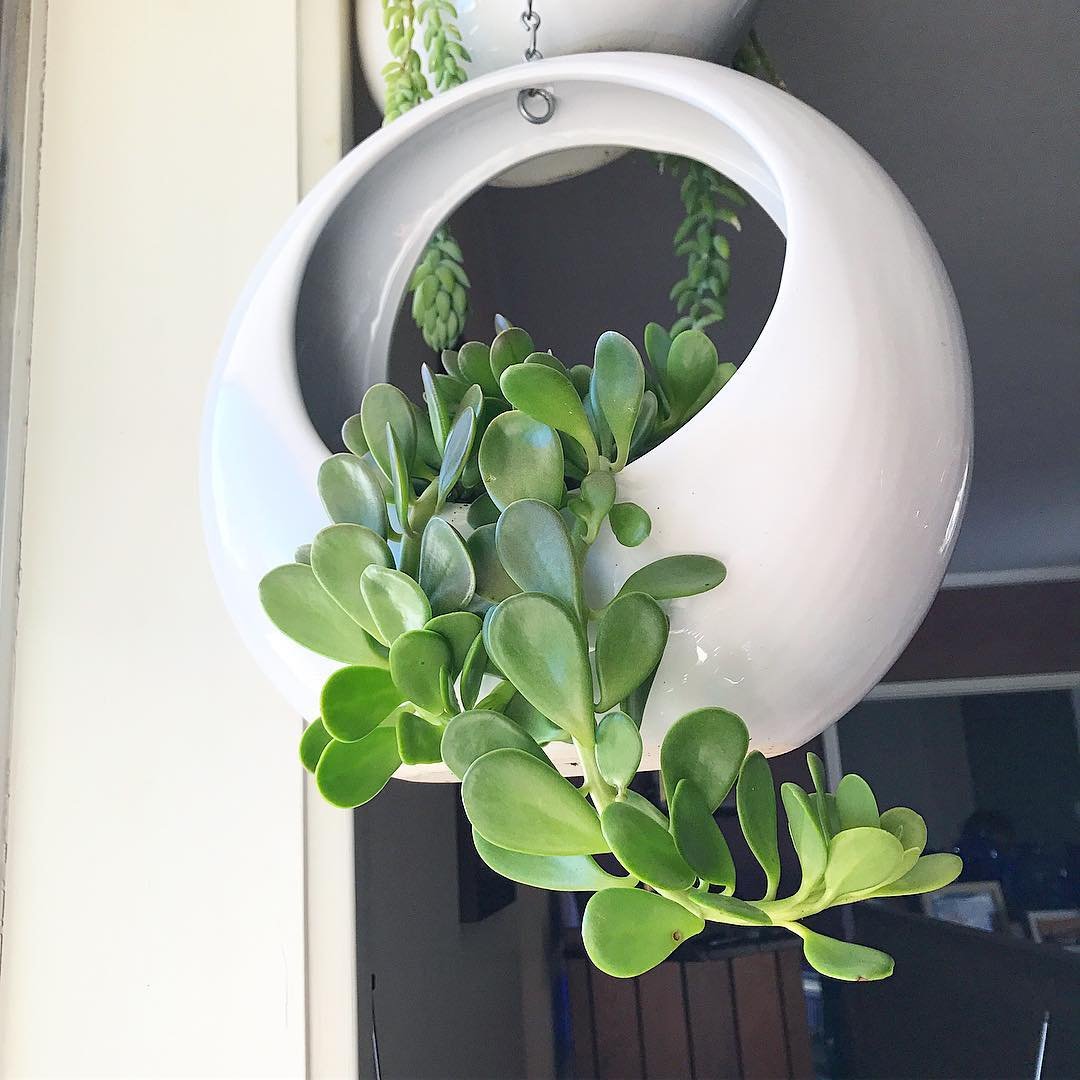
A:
[381, 0, 471, 351]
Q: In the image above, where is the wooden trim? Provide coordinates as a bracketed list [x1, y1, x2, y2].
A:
[684, 959, 740, 1079]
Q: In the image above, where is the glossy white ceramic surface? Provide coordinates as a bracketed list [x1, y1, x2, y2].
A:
[201, 54, 972, 782]
[355, 0, 758, 185]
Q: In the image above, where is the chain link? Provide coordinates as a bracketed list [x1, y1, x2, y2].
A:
[521, 1, 542, 61]
[517, 0, 554, 123]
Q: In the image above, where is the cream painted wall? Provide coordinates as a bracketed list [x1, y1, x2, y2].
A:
[0, 3, 312, 1075]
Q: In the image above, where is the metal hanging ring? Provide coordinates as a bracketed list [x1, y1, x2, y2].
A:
[517, 87, 555, 124]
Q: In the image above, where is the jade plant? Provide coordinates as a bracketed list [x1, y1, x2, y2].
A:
[260, 318, 962, 981]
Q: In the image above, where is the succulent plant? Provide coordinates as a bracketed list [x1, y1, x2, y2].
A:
[260, 317, 961, 980]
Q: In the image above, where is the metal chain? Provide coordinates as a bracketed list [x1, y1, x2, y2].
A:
[517, 1, 555, 123]
[521, 1, 542, 61]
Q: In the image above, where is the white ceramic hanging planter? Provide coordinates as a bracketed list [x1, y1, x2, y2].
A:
[355, 0, 760, 185]
[201, 54, 972, 782]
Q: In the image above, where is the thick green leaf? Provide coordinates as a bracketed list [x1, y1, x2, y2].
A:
[594, 592, 668, 711]
[872, 853, 963, 898]
[781, 783, 828, 901]
[670, 778, 735, 888]
[692, 891, 771, 925]
[437, 406, 475, 507]
[500, 364, 598, 467]
[643, 322, 672, 384]
[664, 329, 718, 419]
[461, 748, 607, 855]
[396, 711, 443, 765]
[418, 517, 475, 616]
[424, 611, 481, 672]
[609, 502, 652, 547]
[628, 392, 658, 458]
[618, 555, 726, 601]
[360, 565, 432, 645]
[823, 827, 905, 901]
[836, 774, 880, 831]
[601, 801, 695, 890]
[259, 563, 387, 666]
[294, 544, 312, 565]
[466, 524, 520, 602]
[592, 331, 645, 468]
[806, 751, 835, 838]
[385, 423, 412, 534]
[310, 524, 394, 640]
[411, 402, 441, 472]
[623, 788, 670, 829]
[361, 384, 417, 481]
[476, 679, 517, 714]
[582, 889, 703, 978]
[458, 633, 486, 710]
[457, 383, 484, 421]
[421, 363, 450, 452]
[389, 630, 452, 714]
[457, 341, 499, 396]
[496, 499, 581, 617]
[568, 364, 592, 397]
[790, 924, 894, 982]
[525, 350, 567, 373]
[320, 665, 403, 742]
[441, 709, 548, 780]
[473, 831, 636, 892]
[737, 751, 781, 901]
[315, 728, 400, 808]
[341, 414, 368, 458]
[441, 347, 461, 377]
[466, 492, 500, 529]
[583, 390, 614, 461]
[566, 469, 616, 544]
[317, 454, 388, 535]
[478, 411, 564, 511]
[490, 326, 535, 380]
[505, 693, 566, 745]
[879, 807, 928, 855]
[660, 707, 748, 810]
[595, 712, 643, 791]
[486, 593, 595, 744]
[299, 717, 333, 773]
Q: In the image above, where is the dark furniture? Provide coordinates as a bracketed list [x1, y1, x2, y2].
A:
[843, 905, 1080, 1080]
[565, 936, 813, 1079]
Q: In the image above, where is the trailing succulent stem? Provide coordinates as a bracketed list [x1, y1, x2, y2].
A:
[261, 317, 962, 983]
[381, 0, 471, 351]
[656, 155, 746, 336]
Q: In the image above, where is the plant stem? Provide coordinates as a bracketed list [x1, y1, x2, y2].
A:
[575, 736, 616, 814]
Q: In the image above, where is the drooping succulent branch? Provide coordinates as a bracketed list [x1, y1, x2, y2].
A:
[380, 0, 471, 351]
[657, 157, 746, 336]
[417, 0, 471, 91]
[260, 318, 962, 981]
[380, 0, 431, 122]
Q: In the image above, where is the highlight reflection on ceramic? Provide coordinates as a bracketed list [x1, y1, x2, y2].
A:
[201, 55, 972, 781]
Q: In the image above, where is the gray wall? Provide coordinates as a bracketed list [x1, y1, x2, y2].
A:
[838, 697, 977, 849]
[354, 782, 554, 1080]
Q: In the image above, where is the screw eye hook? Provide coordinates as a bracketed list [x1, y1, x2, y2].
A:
[517, 87, 555, 125]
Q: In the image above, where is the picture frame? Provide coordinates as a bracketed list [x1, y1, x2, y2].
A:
[1026, 909, 1080, 950]
[920, 880, 1008, 933]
